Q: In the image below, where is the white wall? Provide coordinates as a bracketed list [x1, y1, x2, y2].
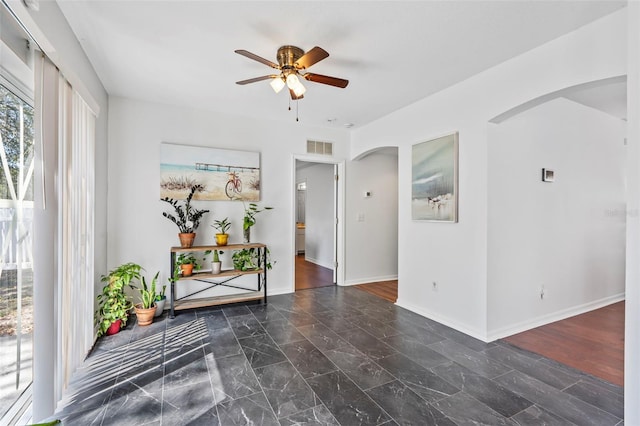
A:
[351, 9, 626, 339]
[296, 163, 335, 269]
[107, 97, 350, 299]
[625, 1, 640, 423]
[487, 98, 626, 339]
[345, 151, 398, 284]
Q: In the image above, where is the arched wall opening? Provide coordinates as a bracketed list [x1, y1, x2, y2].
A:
[486, 77, 627, 341]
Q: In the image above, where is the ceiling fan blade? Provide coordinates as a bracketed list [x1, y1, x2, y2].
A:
[294, 46, 329, 69]
[289, 89, 304, 100]
[235, 49, 280, 69]
[303, 73, 349, 88]
[236, 75, 278, 85]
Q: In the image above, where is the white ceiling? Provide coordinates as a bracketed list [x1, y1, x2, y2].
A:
[56, 1, 626, 129]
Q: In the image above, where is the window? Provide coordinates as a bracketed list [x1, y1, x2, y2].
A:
[0, 82, 34, 420]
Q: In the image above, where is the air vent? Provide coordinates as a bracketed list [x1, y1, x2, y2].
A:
[307, 140, 333, 156]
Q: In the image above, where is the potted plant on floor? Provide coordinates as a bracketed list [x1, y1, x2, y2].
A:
[161, 184, 210, 248]
[242, 202, 273, 243]
[212, 217, 231, 246]
[154, 284, 167, 317]
[95, 262, 142, 336]
[134, 271, 159, 326]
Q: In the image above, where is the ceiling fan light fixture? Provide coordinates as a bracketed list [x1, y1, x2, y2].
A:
[286, 73, 300, 89]
[270, 76, 285, 93]
[286, 73, 306, 97]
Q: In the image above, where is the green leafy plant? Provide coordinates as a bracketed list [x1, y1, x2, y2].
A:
[95, 262, 142, 337]
[232, 248, 274, 271]
[213, 249, 222, 263]
[174, 250, 212, 276]
[161, 184, 210, 233]
[176, 253, 199, 267]
[155, 284, 167, 302]
[243, 203, 273, 231]
[136, 271, 159, 309]
[212, 217, 231, 234]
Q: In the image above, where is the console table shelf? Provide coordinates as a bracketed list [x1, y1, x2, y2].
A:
[169, 243, 267, 318]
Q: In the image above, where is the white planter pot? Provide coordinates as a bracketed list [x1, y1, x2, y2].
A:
[212, 261, 222, 275]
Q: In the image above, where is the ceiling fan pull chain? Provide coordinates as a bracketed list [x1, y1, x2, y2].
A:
[296, 100, 299, 122]
[288, 96, 291, 111]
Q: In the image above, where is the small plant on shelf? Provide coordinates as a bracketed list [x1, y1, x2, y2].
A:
[232, 248, 274, 272]
[212, 217, 231, 246]
[242, 202, 273, 243]
[212, 249, 223, 274]
[175, 250, 211, 277]
[161, 184, 210, 247]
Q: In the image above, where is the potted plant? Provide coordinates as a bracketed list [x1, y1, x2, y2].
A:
[212, 217, 231, 246]
[161, 184, 210, 248]
[175, 253, 199, 277]
[243, 203, 273, 243]
[95, 262, 142, 337]
[212, 249, 223, 274]
[134, 271, 159, 326]
[232, 248, 274, 271]
[154, 284, 167, 317]
[175, 250, 211, 277]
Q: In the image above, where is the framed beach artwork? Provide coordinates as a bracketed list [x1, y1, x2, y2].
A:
[411, 132, 458, 222]
[160, 142, 260, 201]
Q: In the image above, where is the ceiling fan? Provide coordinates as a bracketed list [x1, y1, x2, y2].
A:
[235, 45, 349, 100]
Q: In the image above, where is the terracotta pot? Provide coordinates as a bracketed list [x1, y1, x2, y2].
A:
[215, 233, 228, 246]
[179, 232, 196, 248]
[180, 264, 194, 277]
[135, 303, 157, 326]
[106, 319, 122, 336]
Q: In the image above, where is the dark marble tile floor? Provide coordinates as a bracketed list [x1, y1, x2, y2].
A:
[51, 286, 624, 425]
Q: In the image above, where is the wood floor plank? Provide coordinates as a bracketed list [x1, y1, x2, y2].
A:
[295, 255, 334, 290]
[503, 301, 624, 386]
[354, 280, 398, 303]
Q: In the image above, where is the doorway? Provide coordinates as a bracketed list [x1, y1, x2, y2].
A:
[294, 160, 338, 290]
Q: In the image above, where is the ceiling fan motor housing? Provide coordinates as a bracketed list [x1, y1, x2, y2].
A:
[277, 45, 305, 74]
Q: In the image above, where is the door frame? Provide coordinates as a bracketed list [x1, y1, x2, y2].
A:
[291, 155, 345, 292]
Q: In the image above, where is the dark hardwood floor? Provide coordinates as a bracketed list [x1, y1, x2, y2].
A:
[504, 301, 625, 386]
[295, 254, 334, 290]
[354, 280, 398, 303]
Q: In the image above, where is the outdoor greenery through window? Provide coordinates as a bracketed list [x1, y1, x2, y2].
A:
[0, 83, 34, 418]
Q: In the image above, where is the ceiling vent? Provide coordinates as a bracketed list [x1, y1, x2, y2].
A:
[307, 140, 333, 156]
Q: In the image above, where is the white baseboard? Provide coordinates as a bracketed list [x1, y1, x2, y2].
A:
[395, 298, 487, 341]
[486, 293, 625, 342]
[342, 275, 398, 286]
[305, 256, 334, 270]
[268, 287, 294, 297]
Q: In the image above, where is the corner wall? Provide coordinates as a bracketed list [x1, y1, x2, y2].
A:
[487, 98, 626, 339]
[351, 9, 627, 339]
[345, 151, 398, 284]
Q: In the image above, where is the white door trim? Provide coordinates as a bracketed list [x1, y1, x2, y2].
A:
[291, 155, 345, 292]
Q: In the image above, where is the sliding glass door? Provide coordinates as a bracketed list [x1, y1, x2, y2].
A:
[0, 4, 36, 420]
